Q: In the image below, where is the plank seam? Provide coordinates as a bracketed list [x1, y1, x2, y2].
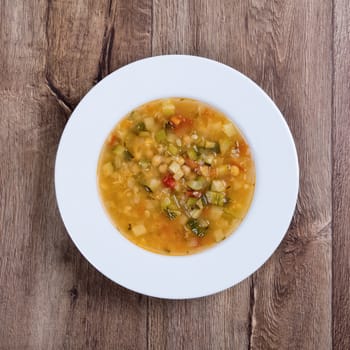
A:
[95, 0, 116, 82]
[247, 275, 256, 350]
[96, 26, 115, 82]
[45, 73, 73, 116]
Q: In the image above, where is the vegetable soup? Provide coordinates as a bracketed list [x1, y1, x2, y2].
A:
[97, 98, 255, 255]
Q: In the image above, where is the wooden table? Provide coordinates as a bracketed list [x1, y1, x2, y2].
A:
[1, 1, 349, 349]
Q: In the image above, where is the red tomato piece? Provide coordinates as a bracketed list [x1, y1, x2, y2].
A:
[162, 173, 176, 189]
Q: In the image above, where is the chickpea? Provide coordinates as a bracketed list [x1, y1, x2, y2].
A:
[159, 163, 168, 174]
[152, 155, 163, 167]
[181, 165, 191, 176]
[231, 165, 240, 176]
[183, 135, 191, 145]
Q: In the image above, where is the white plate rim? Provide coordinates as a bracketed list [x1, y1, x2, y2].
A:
[55, 55, 299, 299]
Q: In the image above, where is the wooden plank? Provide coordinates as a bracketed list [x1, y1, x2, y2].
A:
[0, 0, 152, 348]
[44, 0, 152, 348]
[46, 0, 108, 108]
[333, 1, 350, 348]
[0, 3, 67, 349]
[150, 0, 332, 349]
[152, 0, 197, 55]
[109, 0, 153, 70]
[238, 1, 333, 349]
[149, 2, 253, 349]
[148, 284, 252, 350]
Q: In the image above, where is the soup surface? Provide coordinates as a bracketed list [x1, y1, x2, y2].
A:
[98, 98, 255, 255]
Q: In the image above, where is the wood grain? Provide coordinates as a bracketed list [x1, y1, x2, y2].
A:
[333, 0, 350, 348]
[151, 1, 332, 349]
[1, 0, 152, 349]
[241, 1, 333, 349]
[0, 0, 348, 348]
[150, 2, 253, 350]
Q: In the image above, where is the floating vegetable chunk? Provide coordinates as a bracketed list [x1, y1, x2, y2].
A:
[97, 98, 255, 255]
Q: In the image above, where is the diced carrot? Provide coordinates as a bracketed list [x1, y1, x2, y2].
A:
[239, 141, 248, 155]
[184, 158, 198, 170]
[186, 190, 202, 198]
[170, 115, 183, 126]
[108, 134, 118, 146]
[168, 115, 193, 136]
[209, 167, 217, 177]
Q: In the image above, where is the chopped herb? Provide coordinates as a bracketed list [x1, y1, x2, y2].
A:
[186, 218, 209, 237]
[123, 149, 134, 161]
[164, 207, 178, 220]
[211, 142, 220, 153]
[133, 121, 146, 133]
[201, 193, 209, 206]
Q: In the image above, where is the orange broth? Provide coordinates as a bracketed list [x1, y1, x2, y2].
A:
[97, 98, 255, 255]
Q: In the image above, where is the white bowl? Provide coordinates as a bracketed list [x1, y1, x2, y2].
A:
[55, 55, 299, 299]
